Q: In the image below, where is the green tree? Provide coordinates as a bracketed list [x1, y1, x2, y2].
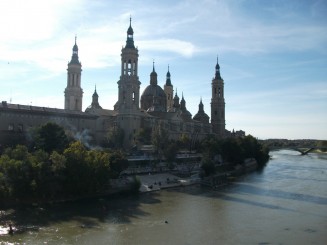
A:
[106, 126, 125, 149]
[163, 142, 178, 167]
[129, 175, 141, 194]
[63, 141, 90, 195]
[201, 155, 216, 177]
[29, 149, 51, 197]
[200, 135, 221, 160]
[48, 151, 67, 197]
[32, 122, 69, 153]
[221, 138, 244, 165]
[151, 122, 169, 161]
[317, 140, 327, 152]
[107, 150, 128, 178]
[135, 127, 152, 145]
[0, 145, 34, 198]
[178, 134, 190, 150]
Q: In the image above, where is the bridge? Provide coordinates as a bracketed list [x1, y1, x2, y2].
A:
[268, 146, 327, 155]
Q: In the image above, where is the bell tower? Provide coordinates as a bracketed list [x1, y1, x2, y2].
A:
[114, 17, 140, 112]
[64, 36, 83, 111]
[211, 56, 225, 137]
[164, 65, 174, 111]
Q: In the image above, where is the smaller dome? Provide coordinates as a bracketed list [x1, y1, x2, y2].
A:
[193, 111, 209, 123]
[181, 109, 192, 121]
[193, 98, 209, 123]
[151, 69, 157, 76]
[151, 62, 157, 76]
[182, 110, 192, 117]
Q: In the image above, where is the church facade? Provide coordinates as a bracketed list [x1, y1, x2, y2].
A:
[0, 19, 226, 149]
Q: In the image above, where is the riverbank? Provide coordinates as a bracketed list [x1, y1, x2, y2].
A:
[0, 173, 198, 208]
[138, 173, 200, 192]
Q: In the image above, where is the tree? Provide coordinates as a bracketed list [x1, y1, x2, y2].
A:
[129, 175, 141, 194]
[151, 122, 169, 161]
[63, 141, 90, 195]
[106, 126, 125, 149]
[221, 138, 244, 165]
[163, 142, 178, 168]
[200, 135, 221, 160]
[107, 150, 128, 178]
[31, 122, 69, 153]
[135, 127, 152, 145]
[201, 155, 216, 177]
[178, 134, 190, 150]
[317, 140, 327, 152]
[0, 145, 34, 198]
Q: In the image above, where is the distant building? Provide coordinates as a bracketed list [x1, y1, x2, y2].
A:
[0, 18, 230, 149]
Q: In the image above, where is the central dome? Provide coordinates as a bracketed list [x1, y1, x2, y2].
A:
[141, 84, 167, 111]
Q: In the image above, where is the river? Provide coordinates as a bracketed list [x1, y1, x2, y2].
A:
[1, 150, 326, 244]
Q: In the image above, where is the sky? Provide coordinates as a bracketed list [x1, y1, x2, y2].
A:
[0, 0, 326, 140]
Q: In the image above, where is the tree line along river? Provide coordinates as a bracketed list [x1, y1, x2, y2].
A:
[0, 149, 326, 244]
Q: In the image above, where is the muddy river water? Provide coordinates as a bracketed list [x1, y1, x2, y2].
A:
[1, 150, 326, 244]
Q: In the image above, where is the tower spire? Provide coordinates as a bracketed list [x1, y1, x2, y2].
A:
[126, 16, 135, 48]
[150, 60, 158, 86]
[70, 36, 79, 64]
[165, 64, 172, 86]
[215, 54, 221, 79]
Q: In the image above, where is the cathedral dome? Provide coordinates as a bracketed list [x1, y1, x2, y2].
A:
[141, 84, 167, 111]
[141, 64, 167, 111]
[142, 84, 166, 97]
[193, 99, 209, 123]
[181, 109, 192, 120]
[193, 111, 209, 123]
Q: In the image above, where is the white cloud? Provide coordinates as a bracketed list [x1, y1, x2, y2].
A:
[0, 0, 81, 42]
[139, 39, 196, 57]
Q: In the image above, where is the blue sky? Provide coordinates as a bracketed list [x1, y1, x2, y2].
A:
[0, 0, 326, 140]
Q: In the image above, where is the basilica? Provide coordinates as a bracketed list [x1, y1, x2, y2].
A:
[0, 19, 227, 149]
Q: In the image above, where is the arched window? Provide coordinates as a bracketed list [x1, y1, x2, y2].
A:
[127, 60, 132, 75]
